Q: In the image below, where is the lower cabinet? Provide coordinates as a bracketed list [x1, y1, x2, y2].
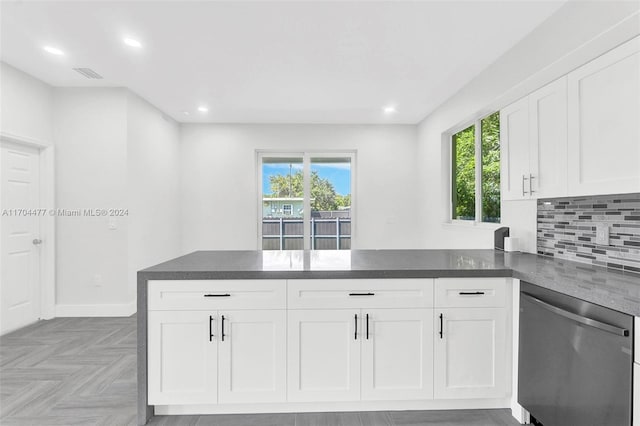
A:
[148, 309, 286, 405]
[147, 278, 511, 412]
[218, 310, 287, 403]
[287, 309, 361, 402]
[434, 308, 508, 399]
[361, 309, 434, 401]
[287, 308, 434, 402]
[148, 311, 218, 405]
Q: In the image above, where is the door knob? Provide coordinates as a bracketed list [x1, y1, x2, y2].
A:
[32, 239, 43, 245]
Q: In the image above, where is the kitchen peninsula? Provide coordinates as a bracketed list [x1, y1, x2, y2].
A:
[137, 249, 640, 425]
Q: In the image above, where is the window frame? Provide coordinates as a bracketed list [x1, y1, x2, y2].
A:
[449, 113, 501, 227]
[256, 150, 357, 250]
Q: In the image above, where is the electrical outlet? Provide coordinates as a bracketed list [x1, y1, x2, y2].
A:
[595, 223, 609, 245]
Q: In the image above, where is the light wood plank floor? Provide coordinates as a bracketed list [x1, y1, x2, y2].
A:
[1, 317, 520, 426]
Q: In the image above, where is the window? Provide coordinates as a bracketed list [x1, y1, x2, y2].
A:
[259, 152, 354, 250]
[451, 111, 500, 223]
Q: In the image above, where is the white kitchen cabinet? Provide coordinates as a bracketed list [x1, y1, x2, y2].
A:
[500, 97, 530, 200]
[287, 309, 361, 402]
[361, 309, 434, 401]
[501, 78, 568, 200]
[567, 36, 640, 196]
[434, 308, 508, 400]
[218, 310, 287, 404]
[288, 308, 434, 403]
[529, 77, 568, 198]
[148, 311, 218, 405]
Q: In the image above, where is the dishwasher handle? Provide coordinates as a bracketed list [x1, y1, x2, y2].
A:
[522, 292, 629, 337]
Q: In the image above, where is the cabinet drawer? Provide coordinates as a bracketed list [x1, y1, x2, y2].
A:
[435, 278, 507, 308]
[287, 279, 434, 309]
[148, 280, 286, 310]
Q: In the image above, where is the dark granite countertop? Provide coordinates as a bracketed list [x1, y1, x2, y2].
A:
[138, 249, 640, 316]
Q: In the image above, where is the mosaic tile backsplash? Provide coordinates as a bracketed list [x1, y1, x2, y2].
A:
[537, 193, 640, 274]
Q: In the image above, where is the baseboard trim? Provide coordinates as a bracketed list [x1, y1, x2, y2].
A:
[55, 302, 136, 317]
[155, 398, 512, 416]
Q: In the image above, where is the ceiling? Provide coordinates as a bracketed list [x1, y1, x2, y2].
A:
[1, 1, 566, 124]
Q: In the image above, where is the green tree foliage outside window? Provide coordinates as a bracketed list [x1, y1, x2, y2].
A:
[452, 112, 501, 223]
[268, 170, 350, 211]
[452, 125, 476, 220]
[481, 112, 501, 223]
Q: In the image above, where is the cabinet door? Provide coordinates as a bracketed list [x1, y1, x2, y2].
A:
[500, 97, 530, 200]
[529, 77, 568, 199]
[287, 310, 361, 402]
[218, 310, 286, 403]
[361, 309, 433, 401]
[567, 36, 640, 196]
[148, 311, 217, 404]
[434, 308, 508, 399]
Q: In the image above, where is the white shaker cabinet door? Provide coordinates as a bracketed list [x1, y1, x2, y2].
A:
[287, 309, 361, 402]
[500, 97, 530, 200]
[434, 308, 508, 400]
[218, 310, 287, 404]
[529, 77, 568, 199]
[148, 311, 218, 405]
[361, 309, 434, 401]
[567, 36, 640, 196]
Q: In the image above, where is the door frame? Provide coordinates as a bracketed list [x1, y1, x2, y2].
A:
[1, 131, 55, 320]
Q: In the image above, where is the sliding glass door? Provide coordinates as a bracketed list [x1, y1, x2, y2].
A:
[259, 152, 354, 250]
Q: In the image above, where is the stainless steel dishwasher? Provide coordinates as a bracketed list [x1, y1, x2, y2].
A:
[518, 281, 634, 426]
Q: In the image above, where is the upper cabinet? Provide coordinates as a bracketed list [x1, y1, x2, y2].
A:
[500, 77, 568, 201]
[567, 37, 640, 196]
[500, 97, 530, 200]
[501, 36, 640, 201]
[529, 78, 568, 199]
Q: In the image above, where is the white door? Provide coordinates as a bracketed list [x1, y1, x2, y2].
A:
[500, 97, 530, 200]
[567, 36, 640, 196]
[529, 77, 568, 199]
[434, 308, 508, 399]
[148, 311, 218, 405]
[218, 310, 286, 403]
[287, 309, 361, 402]
[361, 309, 433, 401]
[0, 143, 41, 335]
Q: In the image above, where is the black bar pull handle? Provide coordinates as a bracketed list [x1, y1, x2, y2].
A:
[439, 313, 443, 339]
[459, 291, 485, 296]
[204, 293, 231, 297]
[354, 314, 358, 340]
[209, 315, 214, 342]
[221, 315, 226, 342]
[349, 292, 375, 296]
[366, 313, 369, 340]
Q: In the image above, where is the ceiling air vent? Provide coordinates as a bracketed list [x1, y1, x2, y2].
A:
[73, 68, 103, 79]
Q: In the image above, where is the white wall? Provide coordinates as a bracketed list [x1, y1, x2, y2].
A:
[53, 88, 130, 314]
[180, 124, 420, 252]
[0, 62, 53, 144]
[127, 92, 181, 301]
[417, 1, 640, 253]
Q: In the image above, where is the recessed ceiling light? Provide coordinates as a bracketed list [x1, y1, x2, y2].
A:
[43, 46, 64, 56]
[123, 37, 142, 48]
[383, 106, 397, 114]
[197, 106, 209, 113]
[182, 111, 190, 116]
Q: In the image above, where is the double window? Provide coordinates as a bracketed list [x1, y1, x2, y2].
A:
[451, 111, 501, 223]
[258, 152, 354, 250]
